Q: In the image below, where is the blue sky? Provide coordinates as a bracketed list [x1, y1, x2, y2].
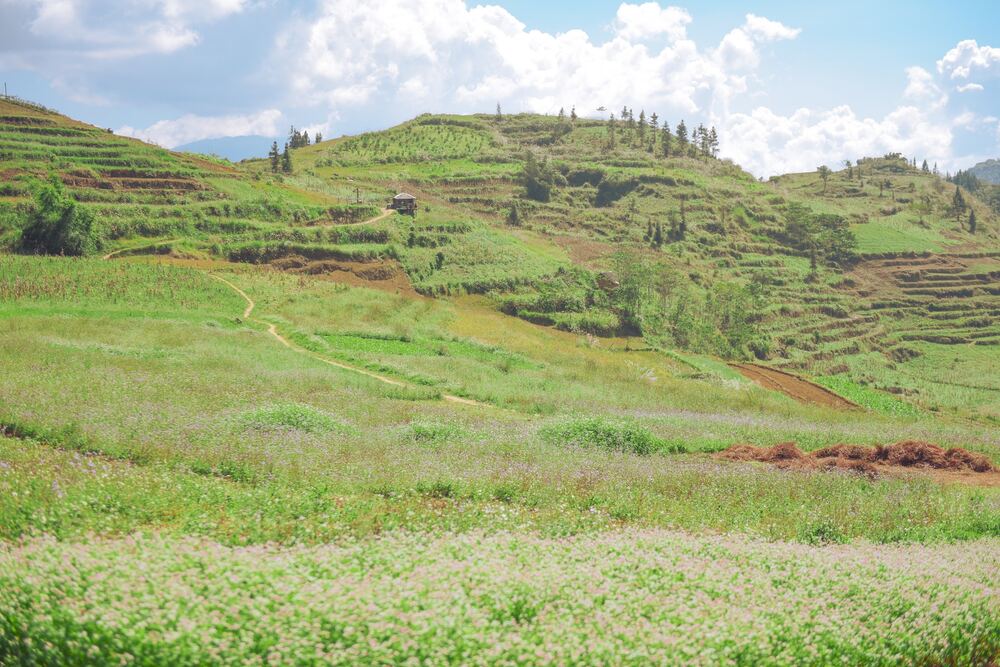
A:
[1, 0, 998, 175]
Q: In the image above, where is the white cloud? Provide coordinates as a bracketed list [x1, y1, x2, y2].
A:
[117, 108, 283, 147]
[936, 39, 1000, 79]
[275, 2, 799, 124]
[720, 105, 952, 177]
[743, 13, 801, 41]
[18, 0, 249, 58]
[957, 82, 984, 93]
[613, 3, 690, 42]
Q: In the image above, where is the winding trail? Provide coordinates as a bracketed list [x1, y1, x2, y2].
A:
[730, 363, 859, 410]
[207, 274, 482, 407]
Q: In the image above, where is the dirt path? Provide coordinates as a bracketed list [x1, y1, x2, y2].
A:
[731, 363, 858, 409]
[310, 208, 395, 227]
[102, 238, 180, 260]
[208, 273, 482, 407]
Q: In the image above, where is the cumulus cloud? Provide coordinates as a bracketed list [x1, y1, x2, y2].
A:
[273, 2, 799, 120]
[721, 105, 952, 177]
[116, 108, 282, 147]
[937, 39, 1000, 80]
[613, 3, 690, 42]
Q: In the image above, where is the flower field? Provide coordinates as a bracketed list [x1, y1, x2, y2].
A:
[2, 530, 998, 666]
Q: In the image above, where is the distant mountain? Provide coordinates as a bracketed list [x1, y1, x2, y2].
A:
[969, 158, 1000, 184]
[174, 135, 278, 162]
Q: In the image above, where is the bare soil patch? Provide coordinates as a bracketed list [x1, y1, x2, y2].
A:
[731, 363, 858, 409]
[718, 440, 999, 485]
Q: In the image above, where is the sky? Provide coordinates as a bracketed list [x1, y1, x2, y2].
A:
[1, 0, 998, 175]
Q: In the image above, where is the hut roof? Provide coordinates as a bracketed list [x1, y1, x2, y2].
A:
[393, 192, 416, 200]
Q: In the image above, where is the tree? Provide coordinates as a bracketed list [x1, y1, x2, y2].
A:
[783, 202, 857, 267]
[496, 103, 502, 122]
[558, 107, 565, 122]
[607, 113, 617, 150]
[648, 112, 659, 152]
[269, 141, 280, 173]
[652, 221, 663, 247]
[522, 151, 555, 202]
[507, 202, 522, 227]
[661, 122, 671, 158]
[637, 110, 647, 144]
[952, 185, 966, 220]
[817, 165, 831, 192]
[302, 130, 310, 146]
[281, 143, 292, 173]
[18, 175, 103, 256]
[315, 132, 323, 143]
[844, 160, 853, 180]
[675, 120, 688, 151]
[435, 251, 445, 269]
[921, 159, 929, 172]
[968, 208, 977, 235]
[570, 106, 577, 123]
[707, 126, 719, 157]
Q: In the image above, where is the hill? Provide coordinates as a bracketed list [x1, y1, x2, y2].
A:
[1, 101, 1000, 663]
[3, 101, 999, 419]
[174, 135, 279, 162]
[970, 158, 1000, 184]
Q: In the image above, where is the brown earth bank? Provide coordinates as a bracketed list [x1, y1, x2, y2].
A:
[717, 440, 1000, 485]
[731, 363, 858, 409]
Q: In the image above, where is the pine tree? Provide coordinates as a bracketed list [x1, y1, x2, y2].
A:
[952, 185, 966, 220]
[638, 110, 646, 144]
[644, 220, 653, 242]
[649, 113, 659, 152]
[676, 120, 688, 149]
[315, 132, 323, 144]
[707, 126, 719, 157]
[921, 159, 929, 172]
[302, 130, 310, 146]
[570, 106, 577, 123]
[269, 141, 280, 173]
[607, 114, 617, 150]
[661, 122, 672, 158]
[281, 143, 292, 173]
[558, 107, 565, 122]
[495, 103, 502, 122]
[653, 221, 663, 247]
[969, 208, 977, 234]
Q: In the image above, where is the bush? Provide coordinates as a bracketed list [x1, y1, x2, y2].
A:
[540, 416, 670, 455]
[234, 403, 350, 435]
[18, 176, 104, 256]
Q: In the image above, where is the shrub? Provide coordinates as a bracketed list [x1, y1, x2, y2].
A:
[18, 176, 104, 256]
[234, 403, 349, 435]
[540, 416, 669, 456]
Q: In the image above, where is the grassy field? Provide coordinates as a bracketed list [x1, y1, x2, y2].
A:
[2, 99, 1000, 663]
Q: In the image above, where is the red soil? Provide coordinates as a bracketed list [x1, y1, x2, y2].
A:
[718, 440, 997, 483]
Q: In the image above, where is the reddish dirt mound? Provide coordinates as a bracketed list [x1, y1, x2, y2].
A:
[719, 440, 996, 479]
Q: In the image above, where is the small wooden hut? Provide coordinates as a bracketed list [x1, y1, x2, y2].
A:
[390, 192, 416, 215]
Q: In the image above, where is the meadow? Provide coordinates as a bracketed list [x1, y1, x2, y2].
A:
[2, 98, 1000, 664]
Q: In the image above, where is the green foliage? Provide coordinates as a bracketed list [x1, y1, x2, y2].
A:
[540, 416, 676, 455]
[18, 176, 104, 256]
[234, 403, 349, 435]
[521, 151, 556, 202]
[782, 202, 857, 266]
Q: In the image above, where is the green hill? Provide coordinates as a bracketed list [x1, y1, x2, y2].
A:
[2, 101, 999, 419]
[2, 101, 1000, 663]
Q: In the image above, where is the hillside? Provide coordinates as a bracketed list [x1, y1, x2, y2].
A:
[3, 100, 999, 420]
[971, 158, 1000, 184]
[0, 97, 376, 254]
[2, 100, 1000, 663]
[261, 111, 1000, 421]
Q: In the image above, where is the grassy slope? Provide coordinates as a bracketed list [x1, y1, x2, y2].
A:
[273, 112, 1000, 420]
[2, 104, 1000, 662]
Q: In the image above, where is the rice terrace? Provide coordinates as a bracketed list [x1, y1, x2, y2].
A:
[1, 1, 1000, 664]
